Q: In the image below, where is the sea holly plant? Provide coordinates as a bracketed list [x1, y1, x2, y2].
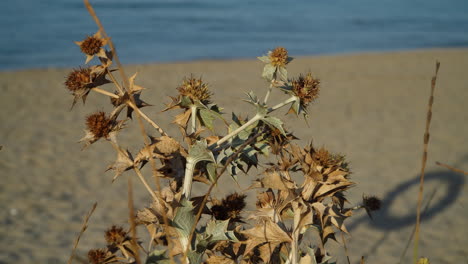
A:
[66, 1, 381, 264]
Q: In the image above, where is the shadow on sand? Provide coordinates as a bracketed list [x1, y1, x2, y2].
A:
[349, 169, 465, 232]
[347, 168, 466, 260]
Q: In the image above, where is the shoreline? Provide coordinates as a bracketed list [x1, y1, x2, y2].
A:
[2, 47, 468, 73]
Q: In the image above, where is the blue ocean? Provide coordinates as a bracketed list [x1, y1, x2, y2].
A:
[1, 0, 468, 70]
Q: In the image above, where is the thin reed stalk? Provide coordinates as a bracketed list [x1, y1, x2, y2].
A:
[436, 161, 468, 175]
[413, 61, 440, 263]
[128, 177, 142, 264]
[83, 1, 174, 262]
[67, 202, 97, 264]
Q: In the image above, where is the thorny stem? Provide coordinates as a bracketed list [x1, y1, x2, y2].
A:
[190, 105, 197, 134]
[263, 82, 274, 104]
[84, 0, 129, 91]
[83, 1, 174, 263]
[90, 87, 168, 137]
[268, 95, 296, 113]
[106, 69, 124, 95]
[209, 95, 296, 149]
[127, 101, 168, 137]
[289, 208, 300, 264]
[213, 114, 262, 147]
[133, 167, 158, 201]
[184, 132, 263, 260]
[92, 87, 119, 98]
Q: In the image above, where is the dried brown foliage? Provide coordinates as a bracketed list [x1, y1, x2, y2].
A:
[65, 1, 383, 263]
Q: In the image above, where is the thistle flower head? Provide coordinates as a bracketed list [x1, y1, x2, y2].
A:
[363, 195, 382, 211]
[80, 35, 104, 56]
[211, 193, 246, 222]
[75, 31, 108, 64]
[269, 47, 289, 67]
[65, 67, 92, 92]
[87, 248, 116, 264]
[177, 76, 211, 103]
[86, 111, 113, 139]
[105, 225, 129, 246]
[291, 73, 320, 107]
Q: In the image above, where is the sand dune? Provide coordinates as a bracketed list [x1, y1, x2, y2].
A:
[1, 48, 467, 263]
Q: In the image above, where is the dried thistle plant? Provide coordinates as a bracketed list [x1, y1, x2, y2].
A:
[66, 1, 382, 263]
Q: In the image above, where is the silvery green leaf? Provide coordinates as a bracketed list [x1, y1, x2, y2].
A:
[187, 250, 203, 264]
[262, 116, 286, 135]
[300, 247, 318, 264]
[257, 55, 271, 63]
[277, 66, 288, 82]
[231, 112, 242, 125]
[180, 95, 193, 108]
[262, 64, 276, 81]
[173, 198, 195, 239]
[244, 91, 259, 105]
[238, 120, 258, 140]
[206, 162, 217, 183]
[256, 103, 268, 117]
[188, 140, 215, 163]
[206, 219, 231, 242]
[287, 56, 294, 64]
[290, 98, 301, 116]
[198, 108, 217, 130]
[255, 141, 270, 156]
[146, 249, 170, 264]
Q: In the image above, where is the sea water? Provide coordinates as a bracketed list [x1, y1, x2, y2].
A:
[1, 0, 467, 70]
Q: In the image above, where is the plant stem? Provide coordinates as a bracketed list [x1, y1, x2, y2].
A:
[106, 70, 124, 95]
[263, 83, 273, 104]
[92, 87, 119, 98]
[268, 96, 296, 113]
[209, 95, 295, 149]
[413, 61, 440, 264]
[67, 202, 97, 264]
[210, 114, 262, 148]
[184, 132, 263, 261]
[133, 167, 158, 201]
[127, 101, 168, 136]
[190, 105, 197, 134]
[182, 158, 196, 198]
[290, 210, 300, 264]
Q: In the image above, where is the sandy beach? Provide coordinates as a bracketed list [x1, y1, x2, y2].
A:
[1, 48, 467, 263]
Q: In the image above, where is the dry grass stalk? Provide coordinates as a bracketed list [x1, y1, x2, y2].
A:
[82, 1, 174, 260]
[436, 161, 468, 175]
[127, 177, 142, 264]
[67, 202, 97, 264]
[413, 61, 440, 263]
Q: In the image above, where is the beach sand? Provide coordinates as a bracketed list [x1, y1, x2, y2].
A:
[1, 48, 467, 263]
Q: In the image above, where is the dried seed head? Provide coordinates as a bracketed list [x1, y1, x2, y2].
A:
[177, 76, 211, 102]
[266, 127, 297, 155]
[211, 193, 246, 221]
[65, 67, 92, 92]
[85, 111, 113, 138]
[105, 225, 128, 245]
[291, 73, 320, 107]
[79, 35, 104, 56]
[313, 147, 331, 166]
[87, 248, 114, 264]
[363, 195, 381, 211]
[269, 47, 289, 67]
